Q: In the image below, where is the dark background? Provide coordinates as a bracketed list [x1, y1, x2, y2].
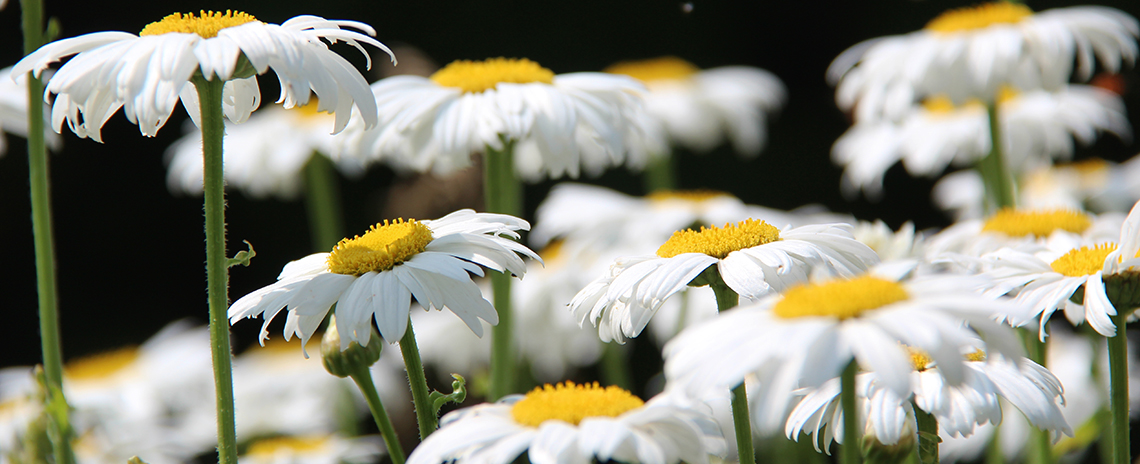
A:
[2, 0, 1139, 369]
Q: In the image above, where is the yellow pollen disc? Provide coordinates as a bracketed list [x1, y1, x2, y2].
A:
[326, 219, 433, 276]
[540, 240, 565, 263]
[140, 10, 258, 38]
[1050, 243, 1116, 277]
[656, 219, 780, 259]
[247, 436, 330, 456]
[430, 58, 555, 94]
[511, 381, 644, 427]
[646, 189, 732, 204]
[604, 56, 700, 82]
[925, 2, 1033, 34]
[907, 347, 935, 371]
[981, 208, 1092, 238]
[1069, 158, 1110, 175]
[64, 347, 140, 380]
[996, 85, 1020, 104]
[965, 349, 987, 363]
[773, 276, 910, 320]
[922, 95, 957, 114]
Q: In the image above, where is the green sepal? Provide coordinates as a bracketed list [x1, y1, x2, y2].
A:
[127, 457, 150, 464]
[429, 374, 467, 416]
[687, 265, 721, 288]
[226, 240, 256, 268]
[43, 17, 61, 43]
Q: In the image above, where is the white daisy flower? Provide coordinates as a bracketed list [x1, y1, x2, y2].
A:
[979, 200, 1140, 338]
[0, 66, 61, 156]
[828, 3, 1138, 122]
[785, 350, 1069, 453]
[12, 11, 395, 141]
[406, 381, 725, 464]
[228, 209, 539, 353]
[924, 207, 1124, 263]
[663, 271, 1033, 434]
[834, 85, 1129, 200]
[240, 434, 384, 464]
[570, 218, 879, 343]
[336, 57, 648, 181]
[165, 100, 364, 199]
[604, 56, 786, 158]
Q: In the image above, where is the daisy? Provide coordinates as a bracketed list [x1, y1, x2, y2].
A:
[828, 3, 1138, 122]
[335, 57, 648, 181]
[165, 100, 364, 199]
[604, 56, 786, 157]
[663, 270, 1033, 434]
[570, 218, 879, 343]
[834, 85, 1129, 200]
[924, 207, 1124, 263]
[12, 11, 396, 141]
[0, 66, 61, 156]
[406, 381, 725, 464]
[240, 434, 384, 464]
[228, 209, 539, 351]
[786, 349, 1070, 453]
[979, 200, 1140, 338]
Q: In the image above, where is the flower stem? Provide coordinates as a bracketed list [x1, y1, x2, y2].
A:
[1022, 332, 1053, 464]
[642, 153, 676, 193]
[1107, 310, 1129, 464]
[915, 405, 939, 464]
[484, 140, 522, 400]
[399, 318, 437, 439]
[193, 76, 238, 464]
[978, 102, 1016, 211]
[303, 152, 345, 252]
[841, 360, 861, 464]
[348, 365, 406, 464]
[600, 343, 632, 390]
[710, 282, 755, 464]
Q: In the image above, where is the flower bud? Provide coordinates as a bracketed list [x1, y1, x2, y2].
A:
[321, 315, 382, 378]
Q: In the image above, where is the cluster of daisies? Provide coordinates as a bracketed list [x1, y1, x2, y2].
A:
[4, 2, 1140, 464]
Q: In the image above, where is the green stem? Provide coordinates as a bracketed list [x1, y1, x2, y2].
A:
[303, 153, 345, 252]
[1022, 331, 1053, 464]
[399, 318, 437, 439]
[841, 360, 861, 464]
[348, 365, 406, 464]
[915, 405, 938, 464]
[484, 140, 522, 400]
[978, 102, 1016, 211]
[710, 283, 755, 464]
[600, 343, 631, 390]
[1107, 310, 1129, 464]
[641, 153, 676, 193]
[985, 412, 1004, 464]
[194, 77, 238, 464]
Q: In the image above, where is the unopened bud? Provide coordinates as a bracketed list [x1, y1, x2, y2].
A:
[321, 315, 382, 378]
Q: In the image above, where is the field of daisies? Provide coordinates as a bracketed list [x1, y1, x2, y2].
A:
[7, 1, 1140, 464]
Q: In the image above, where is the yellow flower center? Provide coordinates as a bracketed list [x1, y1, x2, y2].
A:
[773, 276, 910, 320]
[965, 349, 987, 363]
[981, 208, 1092, 238]
[925, 2, 1033, 34]
[140, 10, 258, 38]
[1069, 158, 1110, 176]
[646, 189, 732, 204]
[908, 346, 987, 371]
[64, 347, 139, 381]
[656, 219, 780, 259]
[1051, 243, 1117, 277]
[326, 219, 433, 276]
[430, 58, 555, 94]
[511, 381, 644, 427]
[604, 56, 700, 82]
[246, 436, 330, 456]
[540, 240, 565, 264]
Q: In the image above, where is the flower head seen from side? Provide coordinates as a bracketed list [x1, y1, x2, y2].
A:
[228, 209, 540, 354]
[12, 11, 396, 141]
[604, 56, 786, 158]
[570, 218, 879, 343]
[165, 100, 362, 199]
[0, 66, 61, 156]
[241, 434, 384, 464]
[406, 381, 725, 464]
[829, 3, 1138, 122]
[337, 57, 648, 181]
[663, 270, 1032, 434]
[785, 348, 1070, 454]
[924, 207, 1124, 264]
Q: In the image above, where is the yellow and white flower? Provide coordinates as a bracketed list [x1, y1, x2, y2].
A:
[924, 207, 1124, 263]
[12, 11, 395, 141]
[0, 66, 61, 156]
[165, 101, 363, 199]
[663, 270, 1032, 434]
[406, 382, 725, 464]
[786, 350, 1069, 452]
[829, 3, 1138, 122]
[240, 434, 384, 464]
[336, 57, 648, 181]
[570, 219, 879, 343]
[228, 209, 539, 352]
[604, 56, 786, 158]
[834, 85, 1129, 200]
